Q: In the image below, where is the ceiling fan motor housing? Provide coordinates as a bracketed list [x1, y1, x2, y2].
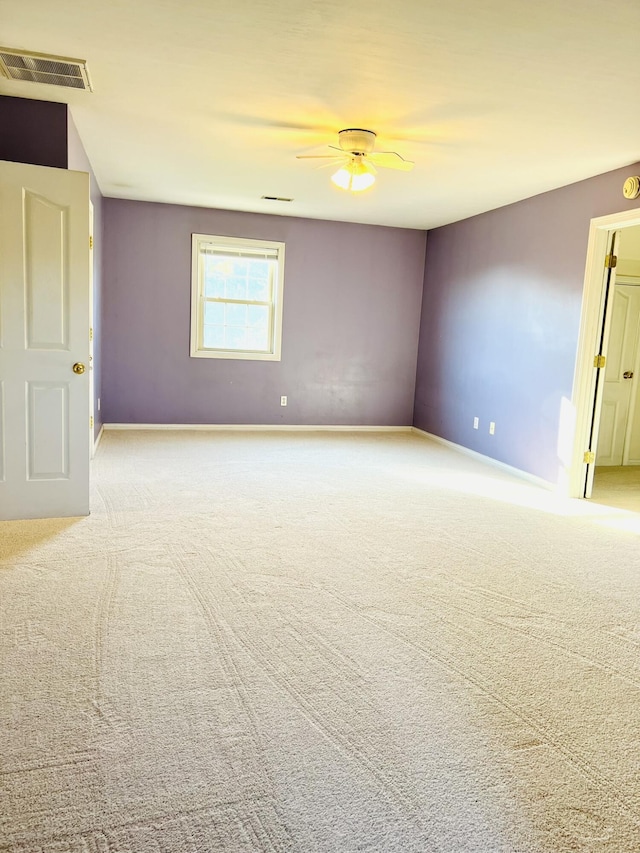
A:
[338, 128, 377, 154]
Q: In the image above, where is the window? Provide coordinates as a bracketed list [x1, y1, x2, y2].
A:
[190, 233, 285, 361]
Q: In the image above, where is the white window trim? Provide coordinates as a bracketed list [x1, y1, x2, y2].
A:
[190, 233, 285, 361]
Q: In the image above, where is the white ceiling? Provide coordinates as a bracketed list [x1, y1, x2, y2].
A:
[2, 0, 640, 229]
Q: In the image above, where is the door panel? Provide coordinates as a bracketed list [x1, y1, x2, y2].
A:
[596, 399, 619, 462]
[27, 382, 69, 479]
[625, 325, 640, 463]
[0, 161, 90, 520]
[25, 190, 70, 349]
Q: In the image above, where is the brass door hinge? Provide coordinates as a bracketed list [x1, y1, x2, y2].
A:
[583, 451, 595, 464]
[605, 253, 617, 269]
[594, 354, 606, 368]
[89, 235, 93, 250]
[90, 416, 94, 429]
[89, 327, 93, 341]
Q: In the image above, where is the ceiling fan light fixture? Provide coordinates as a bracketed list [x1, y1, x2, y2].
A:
[331, 158, 376, 192]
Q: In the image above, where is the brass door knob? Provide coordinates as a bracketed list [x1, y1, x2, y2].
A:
[623, 371, 634, 379]
[72, 362, 86, 375]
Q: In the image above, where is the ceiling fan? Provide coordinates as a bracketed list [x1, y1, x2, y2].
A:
[296, 128, 414, 192]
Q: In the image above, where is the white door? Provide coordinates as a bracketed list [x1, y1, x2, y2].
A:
[0, 160, 91, 520]
[596, 285, 640, 465]
[622, 288, 640, 465]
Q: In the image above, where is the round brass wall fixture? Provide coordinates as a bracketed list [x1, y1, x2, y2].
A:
[623, 176, 640, 199]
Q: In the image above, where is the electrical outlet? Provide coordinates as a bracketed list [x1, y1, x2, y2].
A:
[473, 417, 479, 429]
[489, 421, 495, 435]
[280, 396, 287, 406]
[97, 397, 101, 411]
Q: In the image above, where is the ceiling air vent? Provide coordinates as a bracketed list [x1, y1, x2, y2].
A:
[0, 48, 92, 91]
[261, 196, 293, 202]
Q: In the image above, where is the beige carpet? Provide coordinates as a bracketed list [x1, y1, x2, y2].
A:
[2, 430, 640, 852]
[592, 465, 640, 513]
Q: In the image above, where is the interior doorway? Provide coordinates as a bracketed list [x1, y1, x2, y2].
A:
[590, 227, 640, 509]
[570, 208, 640, 505]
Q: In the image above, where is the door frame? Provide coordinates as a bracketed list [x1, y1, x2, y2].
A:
[570, 207, 640, 498]
[89, 201, 95, 458]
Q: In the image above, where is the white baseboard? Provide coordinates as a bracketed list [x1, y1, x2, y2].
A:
[412, 427, 556, 491]
[103, 423, 413, 433]
[93, 425, 104, 454]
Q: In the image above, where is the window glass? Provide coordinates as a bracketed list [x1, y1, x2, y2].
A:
[191, 235, 285, 361]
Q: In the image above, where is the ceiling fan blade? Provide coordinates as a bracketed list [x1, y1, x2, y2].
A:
[216, 112, 334, 133]
[368, 152, 414, 171]
[316, 158, 348, 170]
[296, 155, 345, 160]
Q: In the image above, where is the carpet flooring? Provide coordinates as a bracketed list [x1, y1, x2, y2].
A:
[2, 430, 640, 852]
[592, 465, 640, 513]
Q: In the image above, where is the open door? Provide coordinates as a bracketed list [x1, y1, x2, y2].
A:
[596, 284, 640, 466]
[0, 161, 91, 520]
[583, 231, 619, 498]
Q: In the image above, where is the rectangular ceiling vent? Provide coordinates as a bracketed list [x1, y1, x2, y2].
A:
[261, 196, 293, 202]
[0, 48, 92, 91]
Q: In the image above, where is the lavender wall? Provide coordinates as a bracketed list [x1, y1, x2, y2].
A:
[0, 95, 67, 168]
[67, 112, 104, 440]
[103, 199, 426, 425]
[414, 160, 640, 484]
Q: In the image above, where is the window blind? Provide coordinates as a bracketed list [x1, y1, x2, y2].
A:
[200, 244, 279, 260]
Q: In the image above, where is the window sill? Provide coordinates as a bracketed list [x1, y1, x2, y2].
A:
[190, 348, 281, 362]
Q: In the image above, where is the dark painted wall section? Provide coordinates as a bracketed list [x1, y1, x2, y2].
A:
[102, 199, 426, 425]
[414, 160, 640, 484]
[0, 94, 67, 168]
[67, 112, 104, 440]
